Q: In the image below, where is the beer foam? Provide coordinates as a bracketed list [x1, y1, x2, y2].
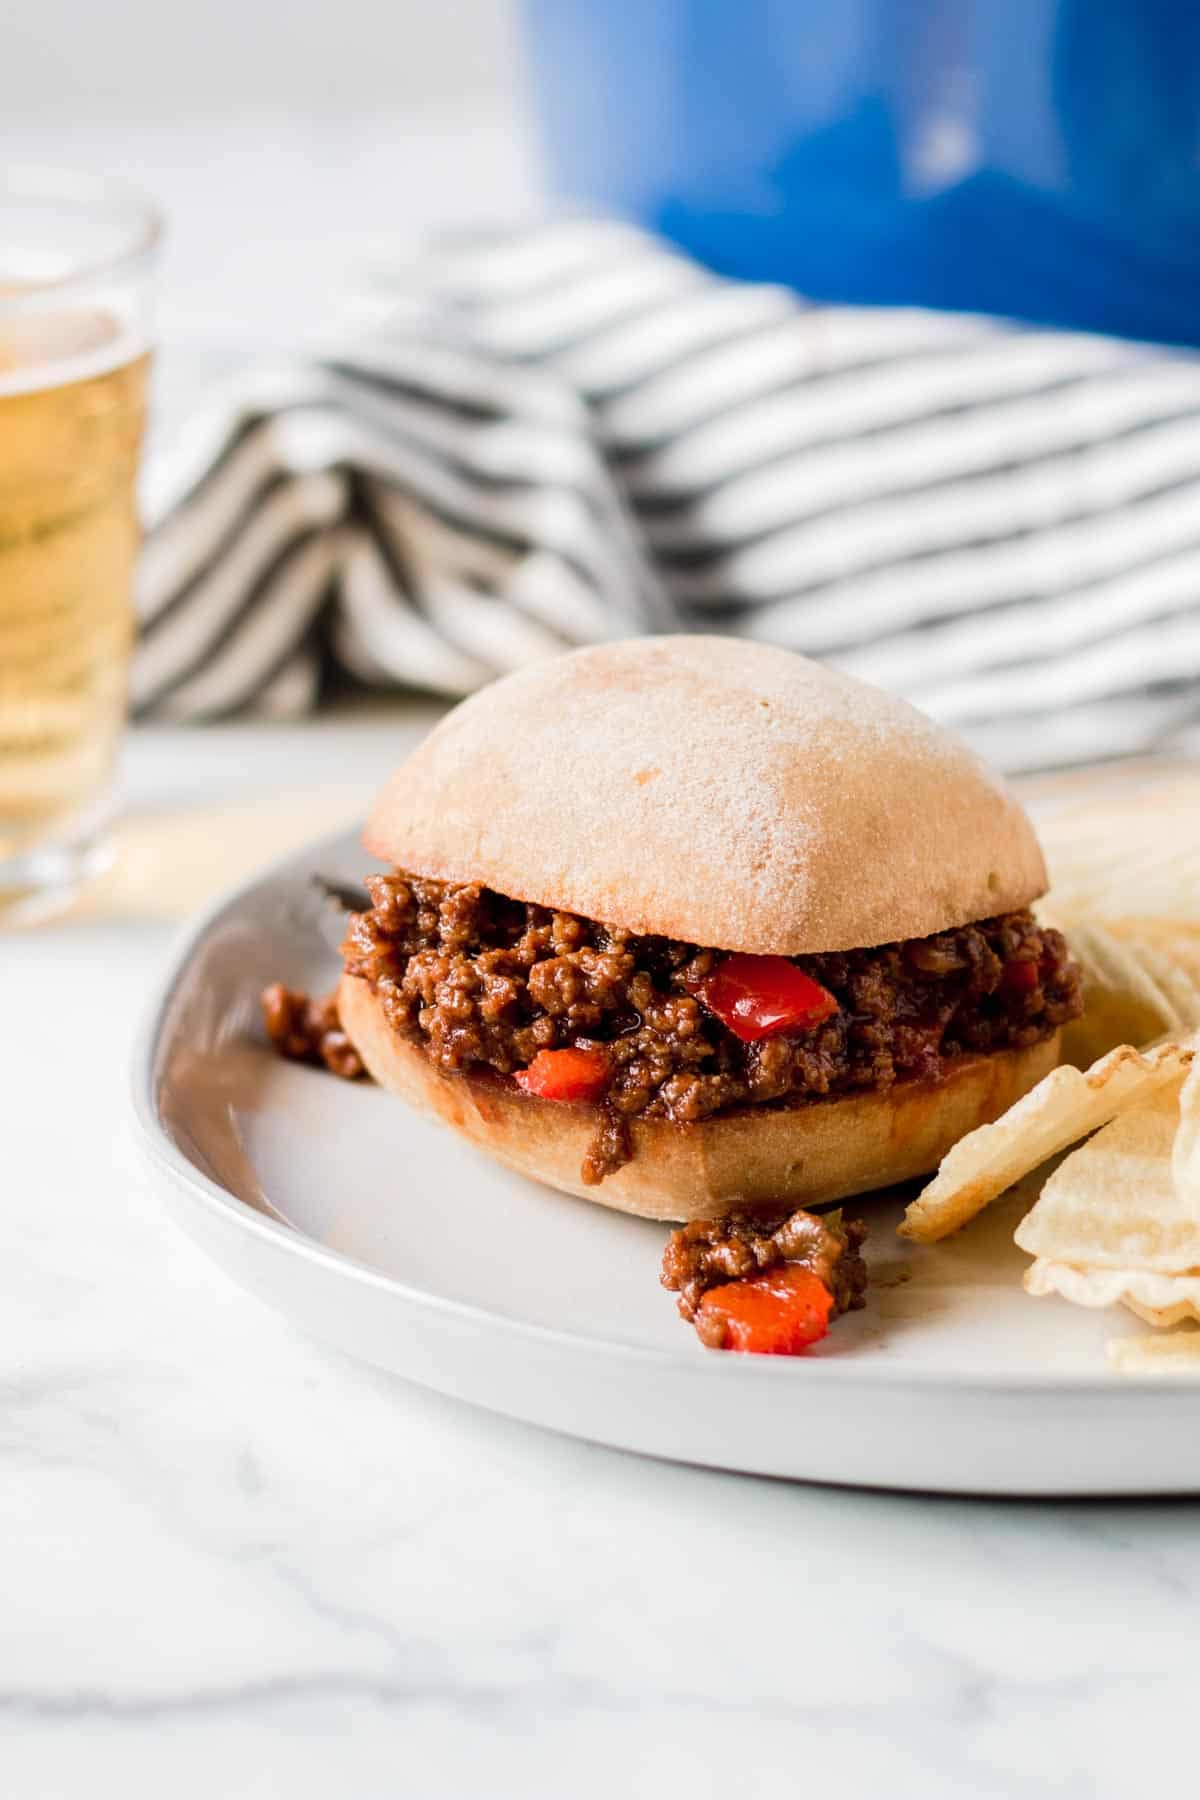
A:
[0, 305, 146, 397]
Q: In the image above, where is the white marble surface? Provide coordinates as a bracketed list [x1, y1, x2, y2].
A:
[3, 714, 1199, 1800]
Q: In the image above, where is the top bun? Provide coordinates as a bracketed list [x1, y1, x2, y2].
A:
[365, 636, 1047, 955]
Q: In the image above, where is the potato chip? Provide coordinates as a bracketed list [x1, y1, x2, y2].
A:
[1033, 772, 1200, 935]
[1172, 1054, 1200, 1216]
[1014, 1079, 1200, 1270]
[1107, 1330, 1200, 1373]
[1141, 929, 1200, 988]
[1025, 1257, 1200, 1325]
[898, 1040, 1193, 1243]
[1058, 925, 1200, 1068]
[1123, 1298, 1200, 1329]
[1147, 953, 1200, 1037]
[1062, 919, 1200, 993]
[1031, 771, 1200, 1022]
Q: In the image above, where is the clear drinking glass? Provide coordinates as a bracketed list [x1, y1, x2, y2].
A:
[0, 167, 160, 919]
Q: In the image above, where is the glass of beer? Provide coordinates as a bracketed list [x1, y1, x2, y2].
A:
[0, 167, 160, 918]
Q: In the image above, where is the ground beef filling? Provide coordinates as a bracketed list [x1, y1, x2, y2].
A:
[261, 982, 365, 1080]
[661, 1210, 869, 1345]
[340, 871, 1083, 1183]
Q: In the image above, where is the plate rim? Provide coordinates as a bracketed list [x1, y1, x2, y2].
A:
[130, 824, 1193, 1398]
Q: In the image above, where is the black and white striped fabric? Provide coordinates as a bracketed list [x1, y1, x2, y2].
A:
[135, 218, 1200, 771]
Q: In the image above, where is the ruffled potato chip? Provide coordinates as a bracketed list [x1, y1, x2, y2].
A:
[1171, 1055, 1200, 1215]
[1033, 771, 1200, 1025]
[1058, 924, 1200, 1069]
[1035, 773, 1200, 937]
[1106, 1330, 1200, 1373]
[1015, 1080, 1200, 1271]
[1140, 928, 1200, 988]
[898, 1040, 1193, 1244]
[1026, 1257, 1200, 1325]
[1124, 1298, 1200, 1329]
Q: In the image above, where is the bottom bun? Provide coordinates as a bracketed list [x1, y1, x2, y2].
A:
[339, 975, 1061, 1222]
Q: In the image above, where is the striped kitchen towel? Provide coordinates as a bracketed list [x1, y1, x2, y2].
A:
[135, 218, 1200, 772]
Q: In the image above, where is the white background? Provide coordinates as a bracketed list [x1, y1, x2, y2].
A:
[3, 0, 522, 113]
[1, 0, 535, 362]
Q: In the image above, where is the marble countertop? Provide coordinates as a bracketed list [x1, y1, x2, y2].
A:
[2, 712, 1197, 1800]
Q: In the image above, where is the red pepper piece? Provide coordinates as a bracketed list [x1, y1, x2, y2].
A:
[1001, 958, 1040, 995]
[695, 953, 838, 1043]
[696, 1265, 835, 1354]
[515, 1046, 610, 1102]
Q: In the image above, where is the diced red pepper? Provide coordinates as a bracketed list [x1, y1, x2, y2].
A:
[1001, 958, 1040, 995]
[514, 1046, 611, 1103]
[694, 953, 838, 1043]
[696, 1265, 835, 1354]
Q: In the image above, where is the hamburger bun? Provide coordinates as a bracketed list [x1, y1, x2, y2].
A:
[344, 637, 1061, 1219]
[340, 975, 1061, 1222]
[365, 636, 1047, 955]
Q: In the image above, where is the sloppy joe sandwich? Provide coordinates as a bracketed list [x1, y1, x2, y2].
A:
[333, 636, 1082, 1221]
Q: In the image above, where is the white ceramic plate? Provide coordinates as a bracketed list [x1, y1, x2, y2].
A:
[133, 829, 1200, 1496]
